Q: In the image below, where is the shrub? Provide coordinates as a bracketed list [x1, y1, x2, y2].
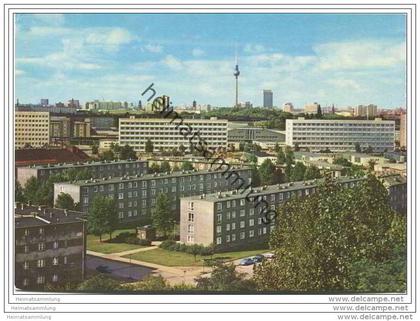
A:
[159, 240, 176, 249]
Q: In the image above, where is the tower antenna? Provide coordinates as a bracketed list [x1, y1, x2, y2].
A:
[233, 44, 240, 108]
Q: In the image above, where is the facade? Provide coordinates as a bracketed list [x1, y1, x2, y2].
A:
[285, 118, 395, 152]
[15, 111, 50, 148]
[50, 116, 71, 144]
[380, 175, 407, 214]
[15, 205, 86, 290]
[17, 159, 148, 187]
[180, 177, 365, 250]
[228, 128, 285, 144]
[400, 112, 406, 149]
[304, 102, 321, 114]
[263, 90, 273, 108]
[73, 119, 91, 138]
[54, 168, 252, 224]
[119, 117, 228, 152]
[355, 104, 378, 118]
[283, 102, 294, 113]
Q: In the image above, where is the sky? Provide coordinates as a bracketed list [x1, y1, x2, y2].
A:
[15, 13, 406, 108]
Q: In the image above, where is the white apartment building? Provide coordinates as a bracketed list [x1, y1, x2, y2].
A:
[285, 118, 395, 152]
[119, 117, 228, 152]
[15, 111, 50, 148]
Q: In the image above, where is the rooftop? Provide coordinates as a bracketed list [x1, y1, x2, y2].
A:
[15, 147, 90, 166]
[22, 159, 147, 170]
[15, 204, 86, 228]
[55, 167, 251, 187]
[380, 175, 407, 188]
[181, 176, 365, 203]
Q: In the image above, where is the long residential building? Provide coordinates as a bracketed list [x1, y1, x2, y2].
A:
[17, 159, 149, 187]
[15, 204, 87, 290]
[227, 128, 285, 144]
[54, 167, 252, 224]
[15, 111, 50, 148]
[119, 116, 228, 152]
[180, 177, 365, 251]
[285, 118, 395, 152]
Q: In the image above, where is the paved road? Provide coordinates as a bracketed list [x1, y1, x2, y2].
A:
[86, 255, 155, 281]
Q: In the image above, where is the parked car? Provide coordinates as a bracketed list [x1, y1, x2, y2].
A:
[251, 254, 265, 263]
[96, 265, 111, 273]
[263, 253, 276, 260]
[239, 258, 255, 266]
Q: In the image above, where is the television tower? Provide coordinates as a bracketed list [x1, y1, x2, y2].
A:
[233, 50, 240, 108]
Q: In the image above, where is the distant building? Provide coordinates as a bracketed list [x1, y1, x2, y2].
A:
[67, 99, 80, 109]
[286, 118, 395, 152]
[263, 90, 273, 108]
[40, 99, 49, 107]
[192, 100, 197, 110]
[15, 205, 87, 290]
[354, 104, 378, 118]
[304, 102, 321, 114]
[400, 112, 406, 149]
[17, 159, 148, 187]
[50, 116, 71, 145]
[73, 119, 91, 138]
[15, 111, 50, 148]
[283, 102, 294, 113]
[228, 128, 285, 144]
[180, 177, 365, 250]
[85, 100, 125, 111]
[119, 117, 228, 152]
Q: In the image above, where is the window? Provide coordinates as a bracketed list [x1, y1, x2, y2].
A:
[23, 278, 29, 287]
[249, 208, 254, 216]
[188, 224, 194, 233]
[23, 261, 29, 270]
[216, 237, 222, 245]
[231, 222, 236, 230]
[53, 241, 59, 249]
[63, 256, 68, 265]
[24, 245, 29, 253]
[52, 257, 59, 265]
[216, 203, 222, 211]
[52, 274, 58, 282]
[133, 210, 138, 216]
[118, 202, 124, 209]
[83, 197, 89, 204]
[37, 259, 45, 268]
[187, 235, 194, 243]
[216, 225, 222, 233]
[226, 212, 231, 220]
[249, 230, 254, 238]
[249, 219, 254, 227]
[231, 233, 236, 241]
[226, 223, 230, 231]
[118, 212, 124, 219]
[119, 183, 124, 190]
[36, 275, 45, 285]
[128, 191, 132, 198]
[217, 214, 222, 222]
[231, 200, 236, 208]
[142, 200, 147, 208]
[38, 243, 45, 251]
[39, 228, 44, 235]
[240, 221, 245, 228]
[263, 227, 267, 234]
[24, 229, 29, 236]
[240, 199, 245, 206]
[232, 211, 236, 219]
[226, 201, 231, 208]
[226, 235, 231, 243]
[240, 232, 245, 240]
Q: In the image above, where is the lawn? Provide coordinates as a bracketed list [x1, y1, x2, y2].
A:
[123, 248, 269, 267]
[87, 229, 147, 254]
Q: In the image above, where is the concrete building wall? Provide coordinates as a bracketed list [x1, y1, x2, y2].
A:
[15, 111, 50, 148]
[16, 167, 39, 187]
[54, 184, 81, 204]
[180, 199, 214, 246]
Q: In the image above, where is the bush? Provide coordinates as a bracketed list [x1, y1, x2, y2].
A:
[159, 240, 213, 256]
[109, 232, 151, 246]
[159, 240, 176, 250]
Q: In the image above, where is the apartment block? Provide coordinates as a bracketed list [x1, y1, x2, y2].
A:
[180, 177, 365, 251]
[227, 128, 285, 144]
[285, 118, 395, 152]
[54, 168, 252, 224]
[15, 205, 87, 290]
[17, 159, 149, 187]
[118, 117, 228, 152]
[50, 116, 71, 144]
[15, 111, 50, 148]
[73, 119, 91, 138]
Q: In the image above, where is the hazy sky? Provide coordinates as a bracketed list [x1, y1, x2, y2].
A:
[16, 13, 406, 108]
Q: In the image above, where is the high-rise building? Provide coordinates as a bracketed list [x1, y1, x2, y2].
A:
[50, 116, 71, 145]
[304, 102, 321, 114]
[54, 168, 252, 224]
[40, 99, 49, 107]
[400, 112, 406, 149]
[355, 104, 378, 118]
[283, 102, 294, 113]
[15, 111, 50, 148]
[73, 119, 91, 138]
[263, 90, 273, 108]
[285, 118, 395, 152]
[118, 117, 228, 152]
[67, 99, 80, 109]
[15, 205, 86, 290]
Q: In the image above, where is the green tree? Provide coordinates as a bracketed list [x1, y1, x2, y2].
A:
[55, 193, 75, 210]
[87, 196, 117, 242]
[251, 165, 261, 187]
[152, 193, 175, 238]
[274, 143, 281, 153]
[303, 165, 322, 180]
[172, 164, 180, 172]
[365, 145, 374, 154]
[100, 150, 115, 161]
[333, 157, 352, 167]
[354, 142, 362, 153]
[160, 161, 171, 173]
[316, 104, 323, 118]
[259, 159, 276, 185]
[91, 144, 98, 155]
[119, 144, 137, 160]
[368, 159, 376, 171]
[276, 148, 286, 165]
[15, 181, 25, 203]
[285, 146, 294, 165]
[77, 275, 122, 292]
[179, 144, 187, 154]
[149, 163, 161, 173]
[181, 161, 194, 171]
[253, 175, 406, 292]
[195, 263, 256, 291]
[23, 176, 43, 204]
[145, 139, 154, 153]
[290, 162, 307, 181]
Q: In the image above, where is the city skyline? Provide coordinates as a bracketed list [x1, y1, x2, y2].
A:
[16, 13, 406, 108]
